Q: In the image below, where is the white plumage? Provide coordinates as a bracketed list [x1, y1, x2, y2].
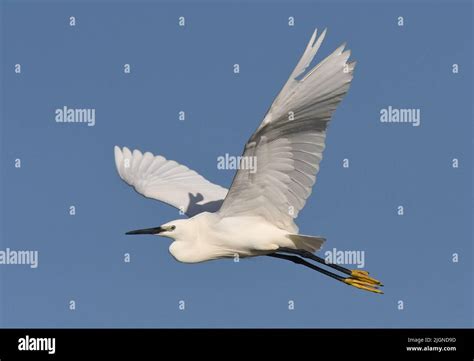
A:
[113, 29, 382, 295]
[114, 147, 228, 216]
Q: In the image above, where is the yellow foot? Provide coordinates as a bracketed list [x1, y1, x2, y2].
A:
[351, 270, 383, 286]
[344, 278, 384, 294]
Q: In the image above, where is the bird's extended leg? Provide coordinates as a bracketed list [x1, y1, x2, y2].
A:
[267, 253, 348, 284]
[277, 247, 382, 286]
[270, 249, 383, 294]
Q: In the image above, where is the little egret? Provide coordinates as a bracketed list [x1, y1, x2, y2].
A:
[115, 29, 383, 294]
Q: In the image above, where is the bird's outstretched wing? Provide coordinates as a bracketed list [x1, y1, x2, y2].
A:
[218, 29, 355, 231]
[114, 146, 228, 217]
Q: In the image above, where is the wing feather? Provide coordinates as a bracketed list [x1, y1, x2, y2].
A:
[218, 29, 355, 231]
[115, 146, 228, 217]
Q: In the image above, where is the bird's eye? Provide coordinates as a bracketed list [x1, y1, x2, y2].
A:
[170, 225, 176, 231]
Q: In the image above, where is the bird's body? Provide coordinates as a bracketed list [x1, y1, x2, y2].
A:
[164, 212, 323, 263]
[166, 213, 284, 263]
[116, 29, 384, 293]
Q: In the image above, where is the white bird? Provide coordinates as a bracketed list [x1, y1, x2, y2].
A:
[115, 29, 383, 294]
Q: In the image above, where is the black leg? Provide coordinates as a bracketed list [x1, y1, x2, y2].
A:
[267, 252, 383, 294]
[267, 253, 345, 283]
[277, 247, 382, 286]
[277, 247, 351, 275]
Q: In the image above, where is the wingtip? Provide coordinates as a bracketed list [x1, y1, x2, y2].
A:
[308, 28, 318, 48]
[114, 146, 124, 176]
[311, 28, 327, 47]
[313, 27, 327, 50]
[122, 146, 132, 161]
[132, 148, 143, 158]
[318, 28, 327, 42]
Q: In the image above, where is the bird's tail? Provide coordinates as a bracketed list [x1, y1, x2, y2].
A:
[287, 234, 326, 253]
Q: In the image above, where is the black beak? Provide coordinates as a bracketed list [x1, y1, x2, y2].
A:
[125, 226, 164, 235]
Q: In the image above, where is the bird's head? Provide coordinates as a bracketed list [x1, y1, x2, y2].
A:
[125, 219, 191, 241]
